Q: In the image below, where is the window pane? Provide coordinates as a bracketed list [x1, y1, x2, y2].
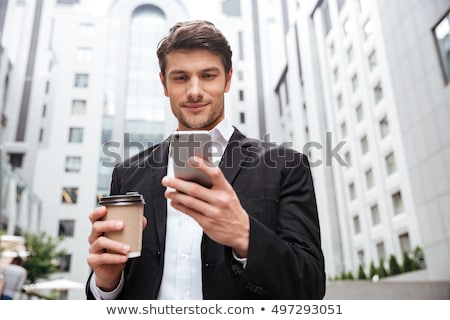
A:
[356, 104, 363, 122]
[371, 204, 380, 225]
[71, 99, 86, 114]
[374, 82, 384, 103]
[69, 127, 84, 143]
[361, 135, 369, 154]
[74, 73, 89, 88]
[57, 254, 72, 272]
[365, 168, 374, 189]
[58, 219, 75, 237]
[65, 156, 81, 172]
[399, 232, 411, 253]
[376, 242, 386, 260]
[62, 187, 78, 204]
[385, 152, 396, 175]
[379, 116, 390, 138]
[392, 191, 404, 215]
[368, 50, 377, 71]
[353, 215, 361, 234]
[434, 12, 450, 83]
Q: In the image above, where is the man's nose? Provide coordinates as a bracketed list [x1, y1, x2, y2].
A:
[187, 78, 203, 101]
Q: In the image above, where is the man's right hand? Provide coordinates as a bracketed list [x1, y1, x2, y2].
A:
[87, 206, 134, 292]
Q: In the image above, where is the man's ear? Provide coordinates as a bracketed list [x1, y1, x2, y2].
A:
[159, 72, 169, 97]
[224, 68, 233, 93]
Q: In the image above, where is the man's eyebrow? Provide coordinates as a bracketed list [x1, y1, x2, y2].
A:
[168, 67, 222, 76]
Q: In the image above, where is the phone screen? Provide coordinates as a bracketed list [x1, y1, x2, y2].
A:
[171, 131, 215, 187]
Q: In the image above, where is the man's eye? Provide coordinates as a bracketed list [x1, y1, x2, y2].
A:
[203, 73, 216, 79]
[173, 75, 187, 81]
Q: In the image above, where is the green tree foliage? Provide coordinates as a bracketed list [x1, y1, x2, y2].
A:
[378, 258, 388, 278]
[388, 254, 402, 276]
[369, 261, 377, 279]
[357, 265, 367, 280]
[347, 271, 354, 280]
[22, 232, 67, 283]
[413, 246, 426, 270]
[402, 251, 415, 272]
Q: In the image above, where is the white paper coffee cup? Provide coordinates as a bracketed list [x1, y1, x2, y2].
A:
[99, 192, 145, 258]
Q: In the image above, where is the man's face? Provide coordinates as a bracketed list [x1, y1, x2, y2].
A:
[160, 49, 232, 131]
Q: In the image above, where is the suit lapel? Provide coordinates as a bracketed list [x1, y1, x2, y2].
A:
[150, 140, 170, 250]
[220, 128, 251, 185]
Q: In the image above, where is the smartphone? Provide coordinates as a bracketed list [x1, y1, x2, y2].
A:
[171, 131, 217, 188]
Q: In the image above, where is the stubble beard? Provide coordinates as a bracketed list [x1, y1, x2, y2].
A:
[176, 104, 224, 130]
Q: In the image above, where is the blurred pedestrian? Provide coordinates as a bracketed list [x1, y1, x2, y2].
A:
[0, 256, 27, 300]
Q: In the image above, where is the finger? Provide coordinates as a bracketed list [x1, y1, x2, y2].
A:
[89, 236, 130, 255]
[88, 219, 124, 245]
[166, 190, 216, 217]
[162, 175, 212, 200]
[189, 156, 230, 189]
[169, 199, 209, 224]
[89, 206, 107, 223]
[87, 251, 128, 267]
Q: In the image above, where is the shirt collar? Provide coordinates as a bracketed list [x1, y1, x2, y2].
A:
[208, 118, 234, 146]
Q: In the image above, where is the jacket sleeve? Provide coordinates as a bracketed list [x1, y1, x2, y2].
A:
[228, 150, 326, 299]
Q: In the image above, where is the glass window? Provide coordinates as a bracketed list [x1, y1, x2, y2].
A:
[76, 47, 92, 63]
[333, 67, 339, 82]
[374, 82, 384, 104]
[57, 254, 71, 272]
[337, 93, 343, 109]
[356, 104, 363, 122]
[376, 241, 386, 260]
[353, 215, 361, 234]
[357, 249, 365, 267]
[74, 73, 89, 88]
[433, 10, 450, 84]
[79, 23, 94, 39]
[322, 0, 332, 35]
[124, 5, 167, 156]
[365, 168, 374, 189]
[65, 156, 81, 173]
[58, 219, 75, 237]
[239, 112, 246, 124]
[349, 182, 356, 200]
[368, 50, 377, 71]
[341, 121, 347, 138]
[345, 151, 351, 167]
[371, 204, 380, 225]
[347, 45, 353, 63]
[337, 0, 345, 12]
[399, 232, 411, 253]
[360, 135, 369, 155]
[69, 127, 84, 143]
[71, 99, 86, 114]
[363, 19, 374, 40]
[351, 73, 359, 91]
[62, 187, 78, 204]
[385, 152, 396, 175]
[379, 116, 390, 138]
[39, 128, 44, 143]
[239, 89, 244, 101]
[392, 191, 404, 215]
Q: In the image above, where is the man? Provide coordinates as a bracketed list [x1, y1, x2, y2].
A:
[87, 20, 325, 299]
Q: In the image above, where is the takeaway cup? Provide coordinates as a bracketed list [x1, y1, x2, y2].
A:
[98, 192, 145, 258]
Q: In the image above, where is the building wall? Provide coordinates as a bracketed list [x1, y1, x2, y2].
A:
[375, 0, 450, 280]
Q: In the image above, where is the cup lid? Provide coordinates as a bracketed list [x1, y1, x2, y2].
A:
[98, 192, 145, 205]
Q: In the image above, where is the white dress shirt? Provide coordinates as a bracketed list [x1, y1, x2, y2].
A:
[91, 119, 237, 300]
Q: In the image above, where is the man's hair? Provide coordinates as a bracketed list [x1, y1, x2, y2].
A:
[157, 20, 232, 79]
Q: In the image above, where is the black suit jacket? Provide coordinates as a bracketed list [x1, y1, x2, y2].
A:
[87, 128, 325, 299]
